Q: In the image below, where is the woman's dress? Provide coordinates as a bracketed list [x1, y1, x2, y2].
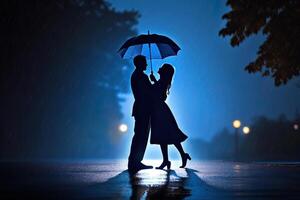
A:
[150, 80, 187, 144]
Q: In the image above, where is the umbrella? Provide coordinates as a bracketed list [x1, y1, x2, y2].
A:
[118, 31, 180, 73]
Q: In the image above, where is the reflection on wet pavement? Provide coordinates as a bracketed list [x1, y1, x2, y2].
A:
[1, 160, 300, 199]
[90, 166, 226, 200]
[130, 169, 191, 199]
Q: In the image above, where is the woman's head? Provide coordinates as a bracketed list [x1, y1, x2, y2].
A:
[158, 63, 174, 82]
[158, 63, 175, 94]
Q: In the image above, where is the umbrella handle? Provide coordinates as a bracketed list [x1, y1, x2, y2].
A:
[150, 60, 153, 75]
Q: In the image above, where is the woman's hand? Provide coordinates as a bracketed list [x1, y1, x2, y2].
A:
[150, 73, 157, 83]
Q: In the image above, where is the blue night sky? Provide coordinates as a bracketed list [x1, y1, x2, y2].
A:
[111, 0, 300, 141]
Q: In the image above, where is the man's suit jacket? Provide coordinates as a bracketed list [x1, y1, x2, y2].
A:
[131, 69, 152, 117]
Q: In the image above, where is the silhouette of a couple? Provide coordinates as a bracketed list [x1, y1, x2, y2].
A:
[128, 55, 191, 172]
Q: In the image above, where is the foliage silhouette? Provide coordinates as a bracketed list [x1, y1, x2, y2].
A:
[0, 0, 139, 159]
[219, 0, 300, 86]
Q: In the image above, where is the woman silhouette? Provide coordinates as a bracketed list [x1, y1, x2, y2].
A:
[150, 64, 191, 169]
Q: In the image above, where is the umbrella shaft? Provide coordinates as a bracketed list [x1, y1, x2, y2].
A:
[148, 42, 153, 73]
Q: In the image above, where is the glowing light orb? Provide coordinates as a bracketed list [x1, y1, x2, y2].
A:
[119, 124, 128, 133]
[294, 124, 299, 131]
[233, 120, 241, 128]
[242, 126, 250, 134]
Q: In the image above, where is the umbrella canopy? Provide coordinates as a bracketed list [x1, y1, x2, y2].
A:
[118, 33, 181, 59]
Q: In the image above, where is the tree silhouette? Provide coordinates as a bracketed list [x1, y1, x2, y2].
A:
[191, 114, 300, 161]
[219, 0, 300, 86]
[0, 0, 139, 159]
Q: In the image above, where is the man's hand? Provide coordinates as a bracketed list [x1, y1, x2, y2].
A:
[150, 73, 157, 83]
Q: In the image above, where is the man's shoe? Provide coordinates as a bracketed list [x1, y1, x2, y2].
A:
[138, 163, 153, 170]
[128, 162, 152, 173]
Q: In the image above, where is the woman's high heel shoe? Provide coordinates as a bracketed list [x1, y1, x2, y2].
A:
[156, 161, 171, 170]
[180, 153, 191, 168]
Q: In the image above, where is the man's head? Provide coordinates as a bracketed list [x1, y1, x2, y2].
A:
[133, 55, 147, 71]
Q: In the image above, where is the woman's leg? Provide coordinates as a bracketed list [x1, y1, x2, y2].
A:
[160, 144, 169, 162]
[174, 143, 185, 158]
[156, 144, 171, 169]
[175, 143, 191, 168]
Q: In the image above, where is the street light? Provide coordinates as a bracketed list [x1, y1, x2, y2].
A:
[294, 124, 299, 131]
[243, 126, 250, 134]
[233, 120, 241, 128]
[119, 123, 128, 133]
[232, 120, 241, 161]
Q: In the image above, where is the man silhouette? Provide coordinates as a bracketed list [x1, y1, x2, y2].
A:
[128, 55, 153, 171]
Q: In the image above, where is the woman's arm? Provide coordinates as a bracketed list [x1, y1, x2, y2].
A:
[150, 73, 158, 83]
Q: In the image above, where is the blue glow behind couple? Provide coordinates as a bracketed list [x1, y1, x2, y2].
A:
[128, 55, 191, 172]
